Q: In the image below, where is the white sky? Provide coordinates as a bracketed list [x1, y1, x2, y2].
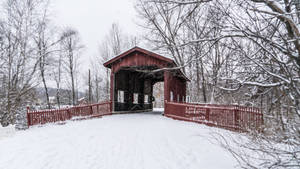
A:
[51, 0, 140, 69]
[49, 0, 142, 90]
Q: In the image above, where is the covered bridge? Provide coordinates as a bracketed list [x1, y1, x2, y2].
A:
[26, 47, 263, 132]
[103, 47, 189, 113]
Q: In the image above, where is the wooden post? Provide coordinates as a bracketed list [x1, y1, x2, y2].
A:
[164, 71, 170, 102]
[90, 105, 93, 115]
[110, 72, 114, 112]
[234, 106, 240, 131]
[110, 101, 113, 114]
[164, 100, 168, 116]
[206, 108, 210, 122]
[67, 106, 71, 119]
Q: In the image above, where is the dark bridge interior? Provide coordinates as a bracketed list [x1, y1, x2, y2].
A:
[103, 47, 188, 113]
[114, 67, 164, 111]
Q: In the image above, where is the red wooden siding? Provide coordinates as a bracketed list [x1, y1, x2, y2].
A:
[111, 52, 171, 73]
[164, 71, 186, 102]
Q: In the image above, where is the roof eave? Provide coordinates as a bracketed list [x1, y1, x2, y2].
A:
[103, 46, 174, 69]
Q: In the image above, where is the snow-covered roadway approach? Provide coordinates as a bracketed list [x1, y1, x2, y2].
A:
[0, 109, 238, 169]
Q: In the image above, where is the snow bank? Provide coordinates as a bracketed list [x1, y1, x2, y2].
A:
[0, 125, 15, 140]
[153, 107, 164, 112]
[0, 112, 239, 169]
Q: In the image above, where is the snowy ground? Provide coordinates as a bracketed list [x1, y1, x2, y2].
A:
[0, 125, 15, 140]
[0, 109, 239, 169]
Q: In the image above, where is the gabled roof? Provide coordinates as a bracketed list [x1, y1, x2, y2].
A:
[103, 46, 190, 81]
[103, 46, 174, 68]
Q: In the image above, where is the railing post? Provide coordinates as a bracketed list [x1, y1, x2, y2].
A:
[164, 100, 167, 116]
[206, 108, 210, 122]
[67, 106, 72, 119]
[234, 106, 240, 131]
[110, 101, 113, 114]
[109, 101, 112, 113]
[90, 105, 93, 115]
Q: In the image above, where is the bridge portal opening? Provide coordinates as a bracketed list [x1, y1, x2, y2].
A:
[153, 82, 164, 109]
[103, 47, 189, 113]
[113, 66, 164, 112]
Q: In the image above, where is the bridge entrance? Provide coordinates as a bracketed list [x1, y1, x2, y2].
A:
[103, 47, 189, 113]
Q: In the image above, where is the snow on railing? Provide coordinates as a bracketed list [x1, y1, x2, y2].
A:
[27, 101, 112, 127]
[164, 101, 263, 132]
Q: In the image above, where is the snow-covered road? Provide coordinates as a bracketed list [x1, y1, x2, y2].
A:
[0, 110, 238, 169]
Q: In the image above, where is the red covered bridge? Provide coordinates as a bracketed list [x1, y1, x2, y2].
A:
[103, 46, 189, 113]
[26, 46, 263, 132]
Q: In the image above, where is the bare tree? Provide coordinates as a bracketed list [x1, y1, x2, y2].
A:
[136, 0, 300, 168]
[136, 0, 224, 102]
[136, 0, 195, 73]
[109, 23, 122, 55]
[34, 2, 61, 109]
[96, 23, 139, 101]
[88, 61, 104, 103]
[60, 28, 83, 106]
[0, 0, 86, 126]
[0, 0, 50, 126]
[52, 47, 64, 108]
[98, 41, 112, 100]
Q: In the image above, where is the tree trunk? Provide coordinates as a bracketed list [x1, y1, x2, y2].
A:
[41, 72, 50, 109]
[196, 62, 201, 102]
[95, 75, 99, 102]
[71, 69, 75, 105]
[88, 69, 92, 103]
[56, 54, 62, 108]
[200, 60, 207, 103]
[39, 50, 51, 109]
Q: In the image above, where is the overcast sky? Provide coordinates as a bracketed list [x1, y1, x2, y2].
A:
[49, 0, 142, 90]
[51, 0, 141, 68]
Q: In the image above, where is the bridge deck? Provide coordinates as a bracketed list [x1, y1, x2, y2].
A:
[0, 110, 237, 169]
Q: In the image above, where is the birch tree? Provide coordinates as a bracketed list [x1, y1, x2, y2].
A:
[60, 28, 83, 106]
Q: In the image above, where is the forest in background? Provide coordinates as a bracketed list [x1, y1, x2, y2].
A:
[0, 0, 299, 168]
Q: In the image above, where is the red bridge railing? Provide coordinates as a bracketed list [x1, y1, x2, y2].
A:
[27, 101, 112, 126]
[164, 101, 263, 132]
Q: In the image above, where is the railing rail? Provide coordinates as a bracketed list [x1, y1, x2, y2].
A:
[27, 101, 112, 126]
[164, 101, 263, 132]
